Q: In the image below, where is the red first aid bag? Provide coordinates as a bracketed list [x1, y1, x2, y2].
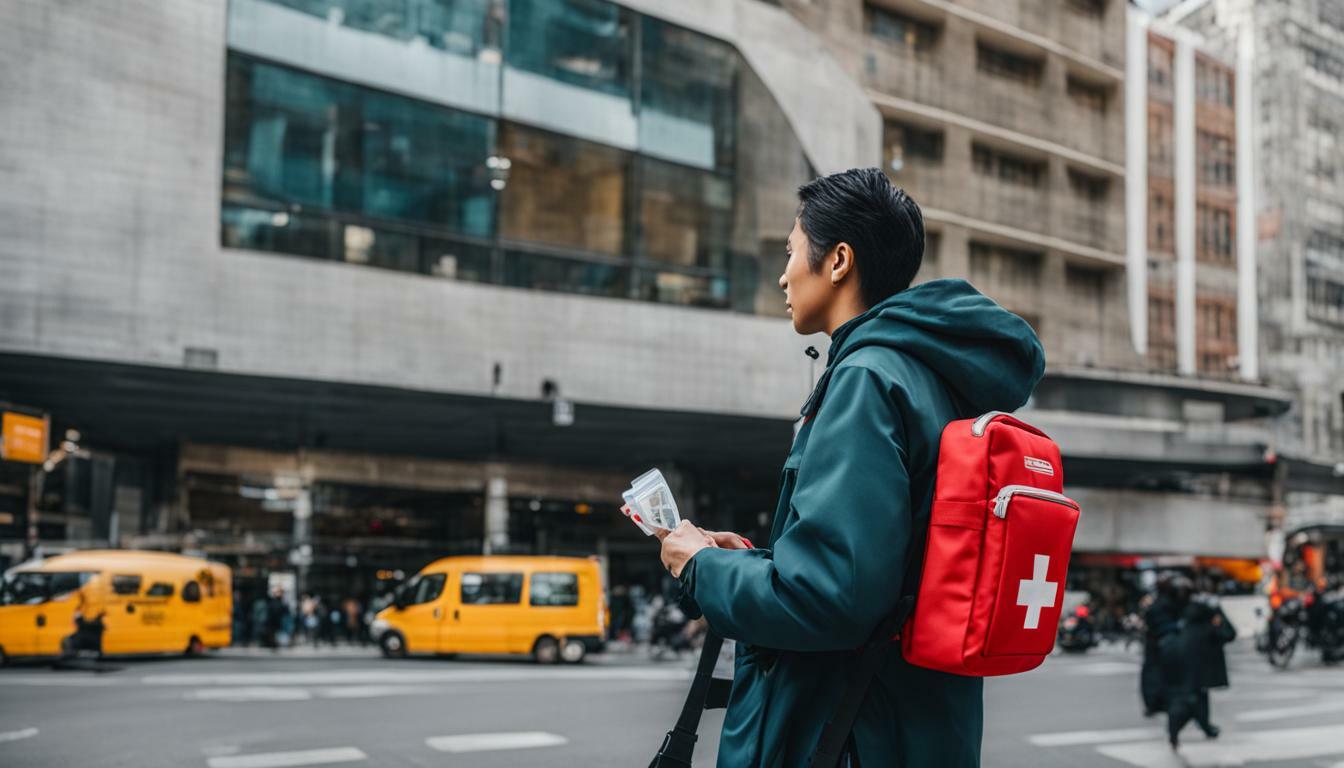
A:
[900, 411, 1082, 676]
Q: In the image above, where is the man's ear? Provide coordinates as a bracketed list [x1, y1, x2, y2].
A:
[830, 243, 855, 286]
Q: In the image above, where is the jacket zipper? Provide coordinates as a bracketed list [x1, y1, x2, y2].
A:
[992, 485, 1079, 519]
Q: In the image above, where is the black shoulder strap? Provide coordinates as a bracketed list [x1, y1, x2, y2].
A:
[650, 630, 726, 768]
[809, 597, 913, 768]
[810, 496, 931, 767]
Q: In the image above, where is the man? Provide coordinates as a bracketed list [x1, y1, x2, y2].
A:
[659, 168, 1044, 766]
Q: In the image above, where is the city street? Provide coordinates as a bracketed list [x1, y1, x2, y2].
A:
[2, 641, 1343, 767]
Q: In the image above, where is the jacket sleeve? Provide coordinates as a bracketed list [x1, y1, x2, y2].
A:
[681, 365, 912, 651]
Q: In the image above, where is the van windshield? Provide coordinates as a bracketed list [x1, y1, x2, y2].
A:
[1, 571, 96, 605]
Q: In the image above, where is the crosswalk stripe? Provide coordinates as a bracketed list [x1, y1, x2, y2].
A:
[1235, 697, 1344, 723]
[1096, 723, 1344, 767]
[0, 727, 39, 743]
[1027, 727, 1163, 746]
[425, 732, 568, 753]
[205, 747, 366, 768]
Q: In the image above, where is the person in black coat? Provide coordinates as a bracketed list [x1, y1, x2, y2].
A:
[1163, 587, 1236, 750]
[1141, 575, 1180, 716]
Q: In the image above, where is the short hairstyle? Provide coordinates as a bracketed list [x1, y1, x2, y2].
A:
[796, 167, 924, 307]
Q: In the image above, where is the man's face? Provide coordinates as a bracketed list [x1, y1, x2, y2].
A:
[779, 218, 830, 335]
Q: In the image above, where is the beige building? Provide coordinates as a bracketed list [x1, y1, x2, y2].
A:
[787, 0, 1136, 371]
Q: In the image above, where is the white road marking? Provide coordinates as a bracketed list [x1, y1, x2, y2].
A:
[186, 687, 313, 702]
[1235, 697, 1344, 723]
[0, 675, 121, 687]
[1067, 661, 1141, 676]
[426, 732, 568, 753]
[1027, 727, 1163, 747]
[316, 685, 438, 699]
[0, 727, 39, 743]
[205, 747, 367, 768]
[1096, 723, 1344, 767]
[144, 667, 690, 687]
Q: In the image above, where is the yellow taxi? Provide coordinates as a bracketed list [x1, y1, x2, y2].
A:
[372, 555, 606, 663]
[0, 550, 231, 663]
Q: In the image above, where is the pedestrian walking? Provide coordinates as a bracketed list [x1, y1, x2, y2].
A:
[1141, 574, 1180, 716]
[1164, 584, 1236, 750]
[657, 168, 1044, 766]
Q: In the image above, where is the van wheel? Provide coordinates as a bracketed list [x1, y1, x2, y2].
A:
[560, 638, 587, 664]
[533, 636, 560, 664]
[381, 631, 407, 658]
[185, 636, 205, 657]
[0, 646, 6, 667]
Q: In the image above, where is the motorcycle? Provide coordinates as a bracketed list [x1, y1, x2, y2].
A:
[649, 603, 693, 660]
[1057, 605, 1099, 653]
[1259, 590, 1344, 669]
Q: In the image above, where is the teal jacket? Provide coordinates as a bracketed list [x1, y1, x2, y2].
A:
[680, 279, 1045, 767]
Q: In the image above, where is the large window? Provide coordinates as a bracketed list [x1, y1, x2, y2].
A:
[976, 41, 1043, 86]
[972, 144, 1046, 188]
[507, 0, 632, 97]
[639, 16, 736, 172]
[267, 0, 500, 56]
[497, 123, 629, 256]
[224, 56, 496, 238]
[529, 572, 580, 607]
[637, 158, 732, 271]
[461, 572, 524, 605]
[1197, 130, 1235, 187]
[865, 4, 940, 54]
[969, 242, 1043, 292]
[222, 2, 749, 311]
[884, 120, 944, 172]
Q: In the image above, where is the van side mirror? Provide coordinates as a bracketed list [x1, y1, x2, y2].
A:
[393, 594, 407, 611]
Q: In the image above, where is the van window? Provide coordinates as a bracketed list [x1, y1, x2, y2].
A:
[1, 571, 94, 605]
[461, 572, 523, 605]
[530, 572, 580, 607]
[145, 582, 174, 598]
[111, 574, 142, 595]
[182, 580, 202, 603]
[407, 573, 446, 605]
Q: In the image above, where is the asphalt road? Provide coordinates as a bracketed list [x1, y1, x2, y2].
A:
[1, 640, 1342, 767]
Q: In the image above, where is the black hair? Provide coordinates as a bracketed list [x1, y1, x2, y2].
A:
[796, 167, 924, 307]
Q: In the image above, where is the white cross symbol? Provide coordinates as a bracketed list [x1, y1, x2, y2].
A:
[1016, 554, 1058, 630]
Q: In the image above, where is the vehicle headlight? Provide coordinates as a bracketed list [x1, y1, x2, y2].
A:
[370, 617, 390, 639]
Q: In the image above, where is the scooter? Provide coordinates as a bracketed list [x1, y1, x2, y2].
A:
[1259, 589, 1344, 669]
[1057, 605, 1099, 653]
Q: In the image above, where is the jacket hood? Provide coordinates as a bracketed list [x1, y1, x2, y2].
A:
[801, 278, 1045, 417]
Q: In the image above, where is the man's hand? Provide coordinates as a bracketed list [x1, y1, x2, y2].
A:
[698, 529, 752, 550]
[657, 520, 716, 578]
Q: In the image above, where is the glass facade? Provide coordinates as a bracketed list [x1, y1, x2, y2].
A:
[224, 0, 748, 311]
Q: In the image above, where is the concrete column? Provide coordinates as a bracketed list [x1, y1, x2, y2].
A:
[1124, 6, 1149, 355]
[1173, 34, 1198, 376]
[483, 471, 509, 555]
[291, 488, 312, 597]
[1235, 21, 1259, 381]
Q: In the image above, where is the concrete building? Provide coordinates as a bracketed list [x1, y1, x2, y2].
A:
[1165, 0, 1344, 530]
[0, 0, 1307, 611]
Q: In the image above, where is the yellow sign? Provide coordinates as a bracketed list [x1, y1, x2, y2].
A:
[1, 412, 49, 464]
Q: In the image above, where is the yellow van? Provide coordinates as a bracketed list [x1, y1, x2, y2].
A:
[372, 555, 606, 663]
[0, 550, 231, 663]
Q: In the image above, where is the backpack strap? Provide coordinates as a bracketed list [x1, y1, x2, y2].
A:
[649, 630, 725, 768]
[810, 486, 932, 768]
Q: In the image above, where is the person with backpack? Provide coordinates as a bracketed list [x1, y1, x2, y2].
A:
[658, 168, 1046, 767]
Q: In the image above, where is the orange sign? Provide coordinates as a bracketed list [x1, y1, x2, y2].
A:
[1, 412, 49, 464]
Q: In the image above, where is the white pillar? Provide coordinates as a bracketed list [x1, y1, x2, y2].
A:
[483, 473, 509, 555]
[1173, 34, 1198, 376]
[1235, 22, 1259, 381]
[1125, 7, 1150, 356]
